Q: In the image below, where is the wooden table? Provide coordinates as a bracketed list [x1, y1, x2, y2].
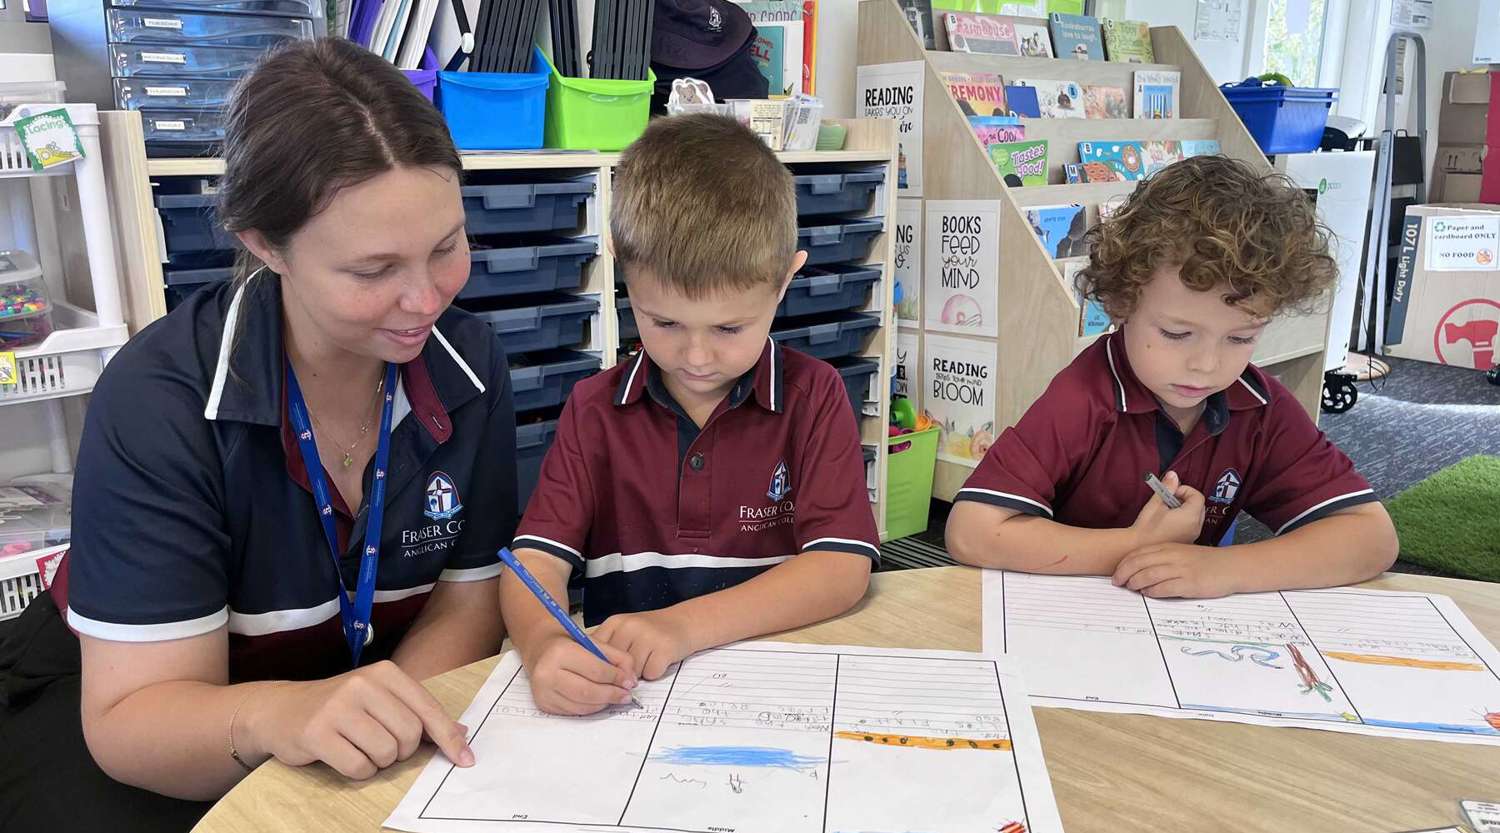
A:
[194, 567, 1500, 833]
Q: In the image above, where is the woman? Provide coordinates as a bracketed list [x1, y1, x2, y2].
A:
[0, 38, 516, 831]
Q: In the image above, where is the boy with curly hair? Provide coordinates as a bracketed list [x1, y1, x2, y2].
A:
[946, 156, 1397, 597]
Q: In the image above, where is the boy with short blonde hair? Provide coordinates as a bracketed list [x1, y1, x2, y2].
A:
[503, 115, 878, 714]
[947, 155, 1397, 597]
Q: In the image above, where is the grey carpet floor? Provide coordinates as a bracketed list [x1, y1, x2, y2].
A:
[882, 357, 1500, 579]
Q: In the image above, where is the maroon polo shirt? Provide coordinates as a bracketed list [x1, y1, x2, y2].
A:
[513, 339, 880, 625]
[956, 328, 1375, 546]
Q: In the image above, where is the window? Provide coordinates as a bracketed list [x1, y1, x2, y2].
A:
[1263, 0, 1329, 86]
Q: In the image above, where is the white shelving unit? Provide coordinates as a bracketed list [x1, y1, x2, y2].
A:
[1, 102, 127, 464]
[1, 102, 127, 617]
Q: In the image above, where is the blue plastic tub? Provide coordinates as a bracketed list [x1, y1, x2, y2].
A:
[438, 47, 549, 150]
[792, 170, 885, 217]
[515, 417, 559, 513]
[461, 178, 593, 235]
[404, 69, 437, 102]
[468, 293, 598, 354]
[797, 218, 884, 266]
[616, 294, 638, 341]
[459, 236, 597, 301]
[156, 192, 234, 253]
[508, 349, 600, 412]
[778, 264, 882, 318]
[829, 356, 879, 414]
[1220, 83, 1338, 155]
[771, 313, 880, 361]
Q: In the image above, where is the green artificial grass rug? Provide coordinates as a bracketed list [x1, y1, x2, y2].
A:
[1386, 455, 1500, 582]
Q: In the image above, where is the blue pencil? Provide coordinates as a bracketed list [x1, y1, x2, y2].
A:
[497, 547, 643, 709]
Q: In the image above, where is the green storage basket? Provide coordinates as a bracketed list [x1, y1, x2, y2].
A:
[884, 426, 940, 541]
[541, 52, 654, 151]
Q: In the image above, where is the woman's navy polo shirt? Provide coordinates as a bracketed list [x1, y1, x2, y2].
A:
[55, 274, 517, 681]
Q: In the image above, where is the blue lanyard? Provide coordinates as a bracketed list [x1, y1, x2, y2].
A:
[285, 360, 399, 668]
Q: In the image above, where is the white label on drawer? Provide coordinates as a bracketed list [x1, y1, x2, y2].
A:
[143, 16, 184, 28]
[144, 85, 188, 97]
[153, 119, 187, 131]
[140, 51, 188, 64]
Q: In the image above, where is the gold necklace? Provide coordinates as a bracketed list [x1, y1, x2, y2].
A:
[311, 375, 386, 468]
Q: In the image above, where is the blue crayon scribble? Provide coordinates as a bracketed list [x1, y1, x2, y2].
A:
[653, 746, 824, 769]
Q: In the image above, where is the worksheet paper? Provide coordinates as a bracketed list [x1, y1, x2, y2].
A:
[982, 571, 1500, 745]
[386, 643, 1064, 833]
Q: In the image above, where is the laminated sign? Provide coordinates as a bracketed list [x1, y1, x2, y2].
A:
[1424, 214, 1500, 271]
[13, 108, 85, 172]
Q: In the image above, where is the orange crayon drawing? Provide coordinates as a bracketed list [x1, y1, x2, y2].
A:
[832, 731, 1012, 751]
[998, 822, 1027, 833]
[1322, 651, 1485, 672]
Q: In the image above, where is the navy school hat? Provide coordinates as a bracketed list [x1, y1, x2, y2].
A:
[652, 0, 756, 70]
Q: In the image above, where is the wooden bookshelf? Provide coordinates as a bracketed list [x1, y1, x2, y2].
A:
[859, 0, 1331, 501]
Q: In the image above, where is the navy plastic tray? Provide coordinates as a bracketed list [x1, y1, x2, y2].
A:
[163, 251, 235, 285]
[770, 313, 880, 360]
[459, 236, 597, 301]
[797, 218, 883, 266]
[115, 77, 237, 110]
[110, 0, 322, 17]
[509, 349, 599, 413]
[514, 417, 559, 513]
[110, 43, 266, 78]
[462, 180, 593, 235]
[777, 264, 881, 318]
[616, 294, 637, 341]
[792, 170, 884, 217]
[468, 293, 598, 354]
[156, 192, 234, 253]
[829, 356, 879, 414]
[107, 9, 313, 48]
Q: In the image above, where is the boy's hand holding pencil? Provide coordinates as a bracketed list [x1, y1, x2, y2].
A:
[1129, 470, 1205, 548]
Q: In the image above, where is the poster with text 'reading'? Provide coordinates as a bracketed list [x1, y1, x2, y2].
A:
[856, 61, 924, 196]
[924, 200, 1000, 338]
[894, 198, 922, 326]
[894, 329, 920, 405]
[922, 334, 996, 467]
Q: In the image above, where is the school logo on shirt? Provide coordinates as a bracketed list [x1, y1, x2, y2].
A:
[424, 471, 463, 521]
[767, 459, 791, 502]
[1211, 468, 1242, 505]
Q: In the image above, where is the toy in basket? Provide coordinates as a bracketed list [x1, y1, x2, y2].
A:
[0, 250, 53, 351]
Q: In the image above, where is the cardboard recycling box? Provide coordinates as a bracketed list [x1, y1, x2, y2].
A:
[1386, 204, 1500, 369]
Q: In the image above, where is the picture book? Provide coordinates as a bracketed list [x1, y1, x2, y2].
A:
[1083, 84, 1128, 118]
[1014, 78, 1085, 118]
[900, 0, 937, 48]
[969, 115, 1025, 147]
[1181, 139, 1222, 157]
[1002, 84, 1041, 117]
[941, 70, 1008, 117]
[1139, 139, 1184, 173]
[1059, 258, 1113, 336]
[1048, 12, 1101, 60]
[989, 140, 1048, 186]
[1011, 19, 1054, 57]
[1133, 69, 1180, 119]
[944, 12, 1019, 55]
[1077, 141, 1148, 181]
[1062, 162, 1084, 184]
[735, 1, 816, 95]
[1025, 203, 1087, 258]
[1101, 18, 1155, 63]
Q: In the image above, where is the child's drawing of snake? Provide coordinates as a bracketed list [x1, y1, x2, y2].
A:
[1180, 643, 1282, 668]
